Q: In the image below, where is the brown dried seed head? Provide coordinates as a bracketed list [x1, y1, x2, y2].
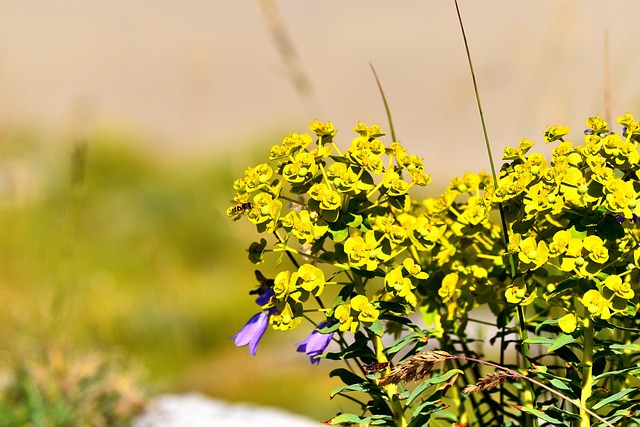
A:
[378, 350, 451, 386]
[462, 371, 512, 394]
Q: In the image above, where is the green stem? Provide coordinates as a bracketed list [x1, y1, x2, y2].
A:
[370, 333, 407, 427]
[369, 63, 396, 142]
[516, 304, 537, 427]
[580, 316, 595, 427]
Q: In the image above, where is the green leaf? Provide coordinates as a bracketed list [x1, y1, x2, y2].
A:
[596, 214, 625, 241]
[548, 377, 574, 392]
[325, 413, 366, 425]
[549, 333, 577, 352]
[322, 208, 340, 223]
[591, 387, 637, 410]
[330, 382, 379, 398]
[535, 318, 560, 334]
[548, 278, 581, 297]
[345, 213, 363, 227]
[407, 397, 448, 427]
[329, 368, 364, 386]
[568, 225, 588, 239]
[405, 369, 462, 407]
[388, 195, 407, 210]
[593, 318, 639, 332]
[609, 343, 640, 352]
[593, 364, 640, 382]
[378, 312, 421, 330]
[328, 221, 349, 241]
[542, 405, 581, 421]
[366, 319, 384, 337]
[518, 405, 568, 426]
[386, 332, 427, 358]
[523, 337, 554, 346]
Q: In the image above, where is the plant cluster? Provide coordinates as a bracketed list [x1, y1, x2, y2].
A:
[0, 344, 146, 427]
[229, 115, 640, 427]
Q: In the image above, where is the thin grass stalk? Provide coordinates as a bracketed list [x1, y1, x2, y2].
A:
[257, 0, 322, 115]
[370, 64, 397, 142]
[453, 2, 528, 425]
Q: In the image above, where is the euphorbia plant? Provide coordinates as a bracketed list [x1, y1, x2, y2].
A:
[228, 114, 640, 427]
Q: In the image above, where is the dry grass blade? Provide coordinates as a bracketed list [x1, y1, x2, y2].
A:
[462, 371, 514, 394]
[378, 350, 450, 386]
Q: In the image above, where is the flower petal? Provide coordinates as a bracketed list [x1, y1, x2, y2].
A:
[232, 311, 270, 356]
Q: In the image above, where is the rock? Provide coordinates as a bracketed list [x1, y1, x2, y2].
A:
[133, 393, 321, 427]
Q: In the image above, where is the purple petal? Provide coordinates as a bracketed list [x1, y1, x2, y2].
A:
[296, 322, 334, 364]
[232, 311, 270, 355]
[255, 288, 275, 306]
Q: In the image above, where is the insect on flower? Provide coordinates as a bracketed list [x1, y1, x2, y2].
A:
[250, 270, 275, 297]
[363, 361, 389, 374]
[228, 201, 253, 220]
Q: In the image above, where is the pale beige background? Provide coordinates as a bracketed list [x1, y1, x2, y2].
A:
[0, 0, 639, 184]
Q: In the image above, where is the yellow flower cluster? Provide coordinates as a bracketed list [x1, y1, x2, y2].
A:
[497, 114, 640, 325]
[230, 114, 640, 340]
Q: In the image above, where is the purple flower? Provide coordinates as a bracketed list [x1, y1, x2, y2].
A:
[616, 213, 639, 224]
[255, 288, 275, 306]
[296, 321, 334, 364]
[232, 310, 270, 356]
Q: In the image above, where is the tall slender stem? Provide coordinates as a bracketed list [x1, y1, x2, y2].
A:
[580, 316, 595, 427]
[516, 305, 536, 427]
[370, 332, 407, 427]
[370, 63, 397, 142]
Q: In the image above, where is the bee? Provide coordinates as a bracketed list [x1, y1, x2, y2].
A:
[363, 361, 389, 375]
[228, 201, 253, 220]
[249, 270, 275, 296]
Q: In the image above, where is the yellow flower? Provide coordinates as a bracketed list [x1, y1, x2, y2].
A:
[280, 133, 312, 154]
[350, 295, 380, 323]
[273, 271, 293, 299]
[385, 267, 413, 297]
[309, 120, 337, 138]
[438, 273, 459, 303]
[270, 303, 302, 331]
[382, 170, 410, 196]
[352, 122, 385, 139]
[402, 258, 428, 279]
[581, 289, 611, 320]
[282, 152, 318, 184]
[603, 275, 634, 300]
[334, 303, 357, 333]
[583, 235, 609, 264]
[344, 231, 382, 271]
[351, 295, 370, 311]
[308, 183, 342, 211]
[518, 237, 549, 270]
[408, 216, 446, 251]
[544, 125, 570, 143]
[505, 278, 536, 306]
[558, 313, 578, 334]
[298, 264, 325, 296]
[586, 115, 608, 134]
[548, 230, 573, 256]
[358, 303, 380, 323]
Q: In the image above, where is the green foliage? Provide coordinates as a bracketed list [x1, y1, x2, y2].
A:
[230, 115, 640, 426]
[0, 344, 145, 427]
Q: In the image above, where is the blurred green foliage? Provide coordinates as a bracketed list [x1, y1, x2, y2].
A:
[0, 125, 338, 421]
[0, 343, 144, 427]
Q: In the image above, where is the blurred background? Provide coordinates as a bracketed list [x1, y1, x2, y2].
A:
[0, 0, 639, 422]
